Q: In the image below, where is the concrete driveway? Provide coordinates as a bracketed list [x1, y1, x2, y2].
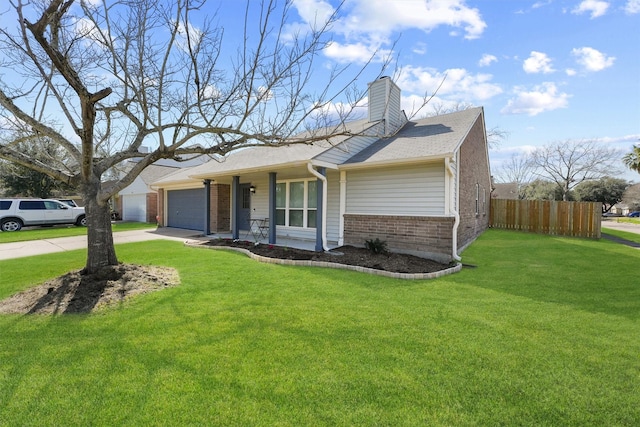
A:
[0, 227, 205, 261]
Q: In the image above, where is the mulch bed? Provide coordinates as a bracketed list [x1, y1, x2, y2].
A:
[204, 238, 455, 274]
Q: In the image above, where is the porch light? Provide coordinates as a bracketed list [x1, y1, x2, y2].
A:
[250, 185, 256, 194]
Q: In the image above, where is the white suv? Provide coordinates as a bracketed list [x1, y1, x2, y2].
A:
[0, 199, 87, 231]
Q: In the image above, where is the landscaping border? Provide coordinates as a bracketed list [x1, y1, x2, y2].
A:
[185, 241, 462, 280]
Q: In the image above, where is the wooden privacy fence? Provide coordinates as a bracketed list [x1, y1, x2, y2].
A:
[490, 199, 602, 239]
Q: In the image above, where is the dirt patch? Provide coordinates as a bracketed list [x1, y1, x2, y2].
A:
[204, 239, 454, 274]
[0, 264, 179, 315]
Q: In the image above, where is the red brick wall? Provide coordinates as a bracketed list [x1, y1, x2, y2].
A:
[343, 214, 455, 261]
[210, 184, 231, 232]
[457, 113, 491, 249]
[146, 192, 158, 223]
[156, 190, 165, 226]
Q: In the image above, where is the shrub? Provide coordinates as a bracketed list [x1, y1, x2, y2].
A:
[364, 238, 388, 254]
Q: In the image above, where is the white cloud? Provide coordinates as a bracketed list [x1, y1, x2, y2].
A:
[396, 65, 502, 103]
[478, 54, 497, 67]
[572, 0, 610, 18]
[292, 0, 335, 30]
[176, 21, 204, 52]
[523, 51, 555, 74]
[571, 47, 615, 71]
[293, 0, 486, 44]
[565, 68, 577, 76]
[625, 0, 640, 14]
[412, 42, 427, 55]
[501, 82, 570, 116]
[323, 41, 393, 64]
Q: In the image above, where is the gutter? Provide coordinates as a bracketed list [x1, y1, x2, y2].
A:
[445, 157, 462, 262]
[307, 163, 329, 252]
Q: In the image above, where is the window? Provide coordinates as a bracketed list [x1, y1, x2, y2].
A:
[19, 200, 45, 210]
[475, 183, 479, 216]
[241, 187, 251, 209]
[483, 188, 487, 215]
[44, 201, 66, 210]
[0, 201, 12, 210]
[275, 179, 317, 228]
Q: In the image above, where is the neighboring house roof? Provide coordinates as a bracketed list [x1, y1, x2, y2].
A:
[492, 183, 519, 199]
[152, 107, 484, 187]
[137, 164, 180, 186]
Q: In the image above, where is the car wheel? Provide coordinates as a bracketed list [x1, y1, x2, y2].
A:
[1, 218, 23, 232]
[76, 215, 87, 226]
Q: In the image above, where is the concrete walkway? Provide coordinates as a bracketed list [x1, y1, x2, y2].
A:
[0, 227, 205, 261]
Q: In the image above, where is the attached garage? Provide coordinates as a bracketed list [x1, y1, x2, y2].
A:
[167, 188, 205, 231]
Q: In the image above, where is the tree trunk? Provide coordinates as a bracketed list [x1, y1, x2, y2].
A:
[82, 186, 118, 274]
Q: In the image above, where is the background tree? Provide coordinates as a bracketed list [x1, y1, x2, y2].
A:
[0, 0, 393, 274]
[623, 144, 640, 174]
[493, 152, 535, 199]
[528, 139, 622, 201]
[520, 179, 566, 201]
[0, 135, 73, 198]
[573, 177, 629, 213]
[622, 184, 640, 212]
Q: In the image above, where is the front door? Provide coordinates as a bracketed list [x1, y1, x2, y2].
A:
[238, 183, 251, 231]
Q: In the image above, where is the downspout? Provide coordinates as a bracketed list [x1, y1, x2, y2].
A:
[307, 163, 329, 252]
[446, 157, 462, 262]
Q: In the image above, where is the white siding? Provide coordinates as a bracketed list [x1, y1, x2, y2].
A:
[345, 163, 446, 216]
[367, 77, 404, 135]
[368, 81, 388, 122]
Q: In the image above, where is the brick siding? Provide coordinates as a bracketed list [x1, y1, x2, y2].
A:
[457, 116, 491, 249]
[343, 214, 455, 262]
[146, 192, 158, 223]
[210, 184, 231, 232]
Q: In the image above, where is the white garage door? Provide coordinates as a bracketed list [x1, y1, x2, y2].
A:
[122, 194, 147, 222]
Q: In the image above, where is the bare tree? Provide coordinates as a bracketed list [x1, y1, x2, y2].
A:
[528, 139, 622, 201]
[492, 152, 535, 198]
[426, 101, 507, 148]
[0, 0, 388, 273]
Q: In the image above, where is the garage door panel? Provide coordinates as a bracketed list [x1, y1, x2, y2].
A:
[122, 194, 147, 222]
[167, 189, 204, 231]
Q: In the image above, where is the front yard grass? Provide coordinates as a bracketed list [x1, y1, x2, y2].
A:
[603, 227, 640, 244]
[0, 221, 156, 244]
[0, 230, 638, 425]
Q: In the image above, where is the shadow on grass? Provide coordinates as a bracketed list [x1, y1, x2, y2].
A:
[456, 230, 640, 321]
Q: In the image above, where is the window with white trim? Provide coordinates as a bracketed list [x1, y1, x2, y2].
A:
[275, 179, 317, 228]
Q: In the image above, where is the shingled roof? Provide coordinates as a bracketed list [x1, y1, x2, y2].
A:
[343, 107, 483, 166]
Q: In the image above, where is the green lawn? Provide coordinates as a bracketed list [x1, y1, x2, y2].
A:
[603, 227, 640, 244]
[0, 230, 638, 426]
[0, 222, 156, 243]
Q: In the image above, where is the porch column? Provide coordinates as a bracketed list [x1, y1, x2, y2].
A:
[203, 179, 211, 235]
[268, 172, 277, 244]
[232, 176, 240, 239]
[315, 167, 325, 252]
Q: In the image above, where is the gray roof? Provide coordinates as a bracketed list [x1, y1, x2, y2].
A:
[152, 108, 484, 185]
[138, 164, 180, 185]
[343, 107, 483, 166]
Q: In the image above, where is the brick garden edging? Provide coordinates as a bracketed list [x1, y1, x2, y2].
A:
[185, 241, 462, 280]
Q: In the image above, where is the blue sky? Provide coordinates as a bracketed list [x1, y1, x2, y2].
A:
[4, 0, 638, 181]
[223, 0, 640, 181]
